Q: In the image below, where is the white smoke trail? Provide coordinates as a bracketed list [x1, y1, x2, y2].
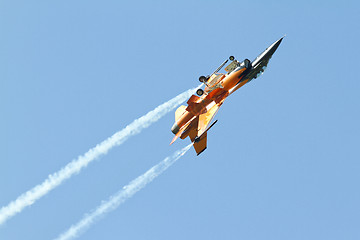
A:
[55, 144, 192, 240]
[0, 86, 200, 225]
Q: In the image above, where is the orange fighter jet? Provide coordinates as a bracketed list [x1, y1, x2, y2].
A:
[170, 37, 284, 155]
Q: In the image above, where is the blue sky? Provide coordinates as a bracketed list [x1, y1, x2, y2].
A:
[1, 0, 360, 239]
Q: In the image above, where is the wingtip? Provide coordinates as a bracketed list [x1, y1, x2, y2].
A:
[196, 147, 207, 156]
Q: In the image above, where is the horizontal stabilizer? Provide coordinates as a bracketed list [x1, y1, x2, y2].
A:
[175, 105, 187, 121]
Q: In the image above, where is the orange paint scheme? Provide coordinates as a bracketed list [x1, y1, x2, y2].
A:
[170, 61, 251, 155]
[171, 37, 284, 155]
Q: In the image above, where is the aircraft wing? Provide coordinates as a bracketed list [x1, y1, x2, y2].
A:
[198, 103, 220, 136]
[189, 103, 221, 155]
[193, 132, 207, 155]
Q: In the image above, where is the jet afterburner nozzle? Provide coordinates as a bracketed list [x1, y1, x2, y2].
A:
[171, 123, 180, 135]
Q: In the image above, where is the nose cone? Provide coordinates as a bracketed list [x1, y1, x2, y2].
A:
[267, 36, 284, 56]
[252, 36, 284, 67]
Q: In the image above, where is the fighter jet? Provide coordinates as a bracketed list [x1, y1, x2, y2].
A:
[171, 36, 284, 155]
